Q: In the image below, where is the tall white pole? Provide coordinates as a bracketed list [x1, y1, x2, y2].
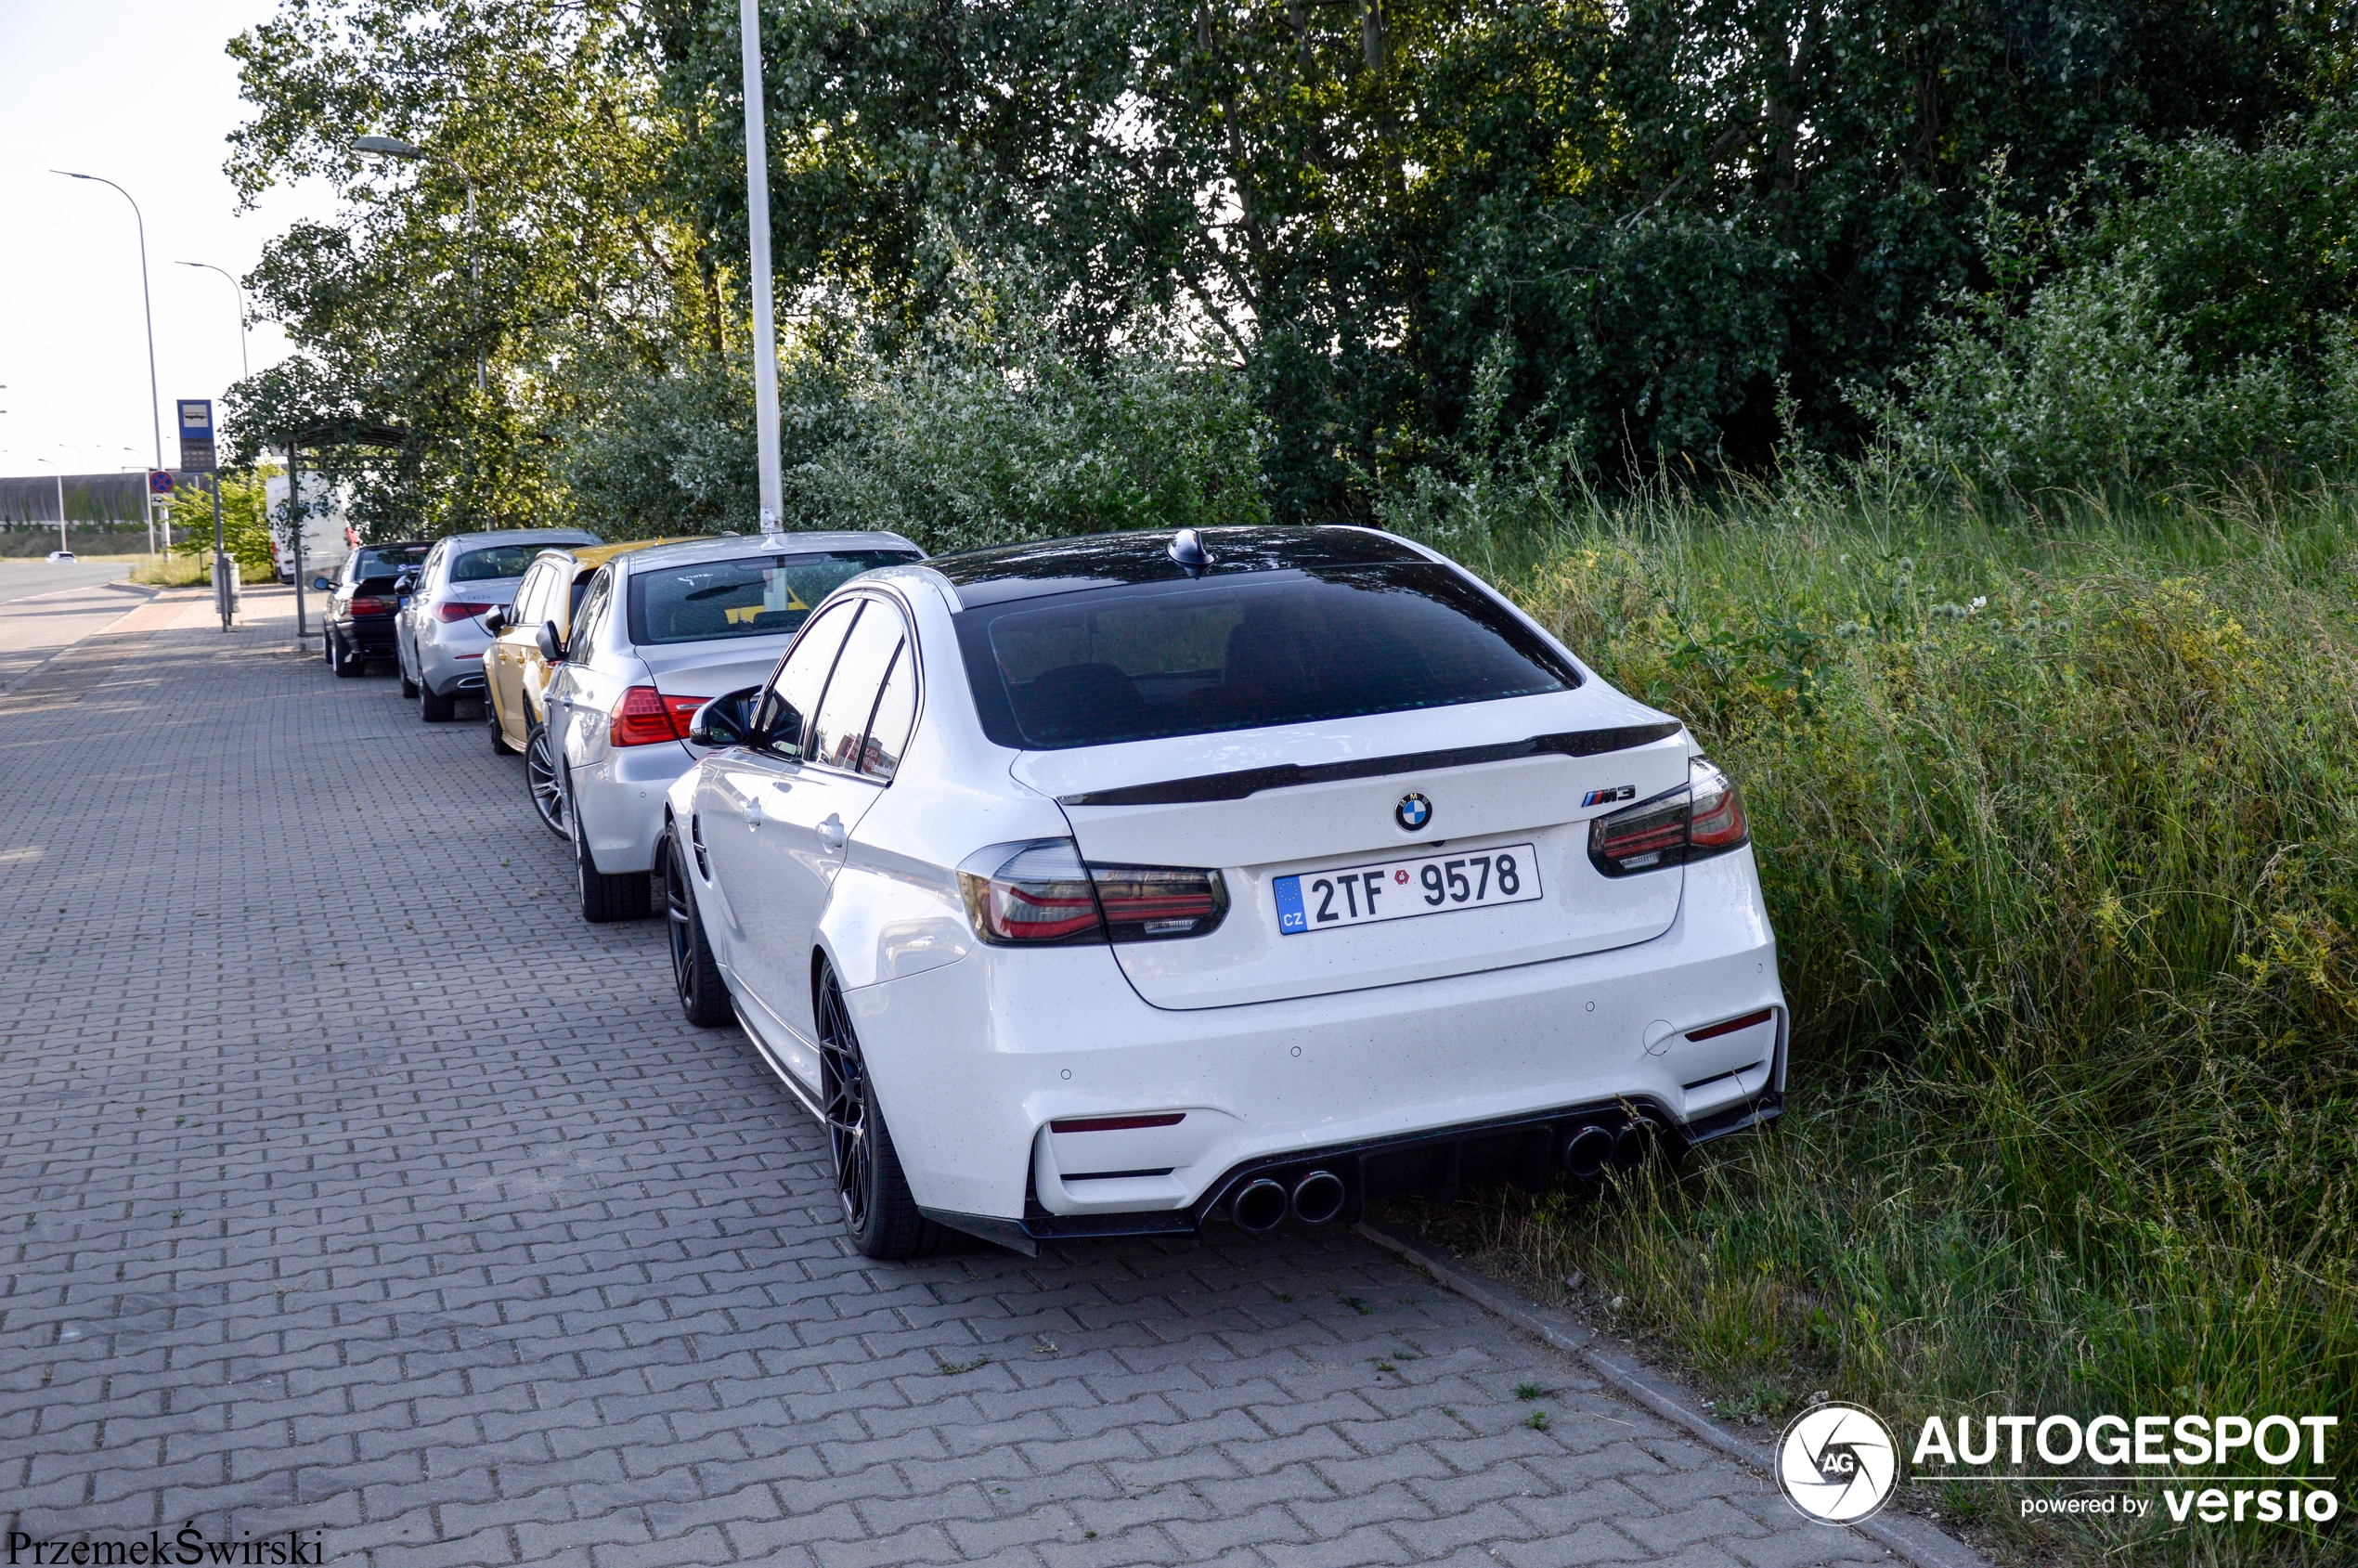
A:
[56, 172, 166, 550]
[739, 0, 783, 536]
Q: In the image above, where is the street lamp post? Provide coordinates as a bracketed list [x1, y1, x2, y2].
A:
[34, 457, 67, 556]
[740, 0, 784, 536]
[179, 263, 249, 626]
[54, 171, 167, 555]
[176, 261, 251, 382]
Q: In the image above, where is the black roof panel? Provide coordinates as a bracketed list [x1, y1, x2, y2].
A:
[926, 526, 1424, 607]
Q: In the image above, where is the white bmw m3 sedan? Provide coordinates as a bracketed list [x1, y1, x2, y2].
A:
[660, 525, 1786, 1259]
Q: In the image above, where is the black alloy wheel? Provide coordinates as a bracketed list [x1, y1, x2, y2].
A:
[525, 724, 566, 836]
[816, 965, 941, 1260]
[663, 836, 732, 1027]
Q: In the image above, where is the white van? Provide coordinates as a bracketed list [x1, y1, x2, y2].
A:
[266, 474, 352, 585]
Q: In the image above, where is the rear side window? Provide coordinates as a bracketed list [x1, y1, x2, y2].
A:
[862, 645, 916, 782]
[956, 564, 1580, 750]
[625, 550, 915, 647]
[756, 600, 859, 758]
[806, 602, 902, 773]
[453, 543, 547, 582]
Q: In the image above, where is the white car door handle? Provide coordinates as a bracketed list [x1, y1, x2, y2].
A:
[817, 814, 848, 852]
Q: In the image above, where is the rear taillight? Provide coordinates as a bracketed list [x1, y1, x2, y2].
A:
[436, 601, 494, 622]
[610, 685, 707, 747]
[1090, 864, 1229, 940]
[1588, 758, 1750, 877]
[347, 596, 393, 616]
[958, 840, 1230, 946]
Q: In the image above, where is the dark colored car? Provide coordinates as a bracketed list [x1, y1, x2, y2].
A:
[322, 541, 431, 678]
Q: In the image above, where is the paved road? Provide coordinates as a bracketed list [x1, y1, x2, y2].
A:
[0, 558, 136, 604]
[0, 571, 157, 692]
[0, 587, 1905, 1568]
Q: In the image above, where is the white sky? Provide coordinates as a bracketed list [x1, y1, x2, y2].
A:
[0, 0, 339, 478]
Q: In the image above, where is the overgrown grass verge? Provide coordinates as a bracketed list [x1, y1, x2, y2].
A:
[1384, 480, 2358, 1566]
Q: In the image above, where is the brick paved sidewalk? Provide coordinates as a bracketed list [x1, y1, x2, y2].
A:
[0, 590, 1914, 1568]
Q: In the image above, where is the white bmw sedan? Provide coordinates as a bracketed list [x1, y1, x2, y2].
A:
[661, 525, 1785, 1260]
[547, 533, 922, 922]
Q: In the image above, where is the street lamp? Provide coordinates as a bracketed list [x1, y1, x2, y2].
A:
[176, 261, 251, 382]
[32, 455, 68, 557]
[739, 0, 784, 536]
[54, 170, 166, 554]
[352, 136, 484, 395]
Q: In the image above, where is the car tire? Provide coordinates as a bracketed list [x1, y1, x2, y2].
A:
[569, 775, 651, 924]
[419, 684, 456, 721]
[525, 724, 567, 836]
[818, 963, 944, 1261]
[331, 630, 364, 679]
[663, 836, 732, 1028]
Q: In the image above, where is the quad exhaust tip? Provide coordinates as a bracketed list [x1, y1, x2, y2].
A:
[1289, 1170, 1346, 1225]
[1561, 1120, 1655, 1178]
[1232, 1178, 1289, 1233]
[1561, 1125, 1614, 1179]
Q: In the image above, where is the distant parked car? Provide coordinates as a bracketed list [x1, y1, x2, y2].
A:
[45, 550, 75, 563]
[393, 528, 601, 722]
[547, 533, 922, 923]
[322, 541, 431, 678]
[483, 539, 688, 835]
[660, 525, 1786, 1261]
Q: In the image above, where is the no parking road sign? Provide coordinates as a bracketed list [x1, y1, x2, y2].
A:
[176, 398, 216, 473]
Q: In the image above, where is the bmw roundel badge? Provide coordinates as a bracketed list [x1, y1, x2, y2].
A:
[1395, 792, 1432, 832]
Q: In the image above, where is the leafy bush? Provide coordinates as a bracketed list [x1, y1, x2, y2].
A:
[1884, 111, 2358, 493]
[1393, 484, 2358, 1563]
[558, 271, 1268, 551]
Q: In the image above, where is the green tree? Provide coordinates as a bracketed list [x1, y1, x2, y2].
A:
[222, 0, 730, 538]
[166, 466, 283, 580]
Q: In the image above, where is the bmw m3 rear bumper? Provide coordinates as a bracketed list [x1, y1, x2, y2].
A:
[836, 847, 1785, 1248]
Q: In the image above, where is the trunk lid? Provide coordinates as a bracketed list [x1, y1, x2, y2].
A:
[637, 635, 795, 701]
[1020, 689, 1691, 1009]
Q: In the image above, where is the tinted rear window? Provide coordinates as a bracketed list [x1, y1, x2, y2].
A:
[626, 551, 916, 647]
[452, 543, 551, 582]
[955, 563, 1580, 750]
[351, 548, 426, 580]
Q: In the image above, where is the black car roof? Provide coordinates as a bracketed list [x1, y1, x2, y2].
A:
[925, 526, 1426, 608]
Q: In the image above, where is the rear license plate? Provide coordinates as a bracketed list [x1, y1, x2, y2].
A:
[1274, 843, 1542, 935]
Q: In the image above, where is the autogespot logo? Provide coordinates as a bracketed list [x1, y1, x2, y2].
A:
[1777, 1402, 1902, 1524]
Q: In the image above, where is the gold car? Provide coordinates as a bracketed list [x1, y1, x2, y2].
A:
[484, 539, 686, 836]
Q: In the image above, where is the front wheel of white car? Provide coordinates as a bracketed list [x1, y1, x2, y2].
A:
[818, 964, 941, 1261]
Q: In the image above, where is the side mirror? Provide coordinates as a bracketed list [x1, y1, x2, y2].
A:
[535, 621, 564, 663]
[480, 605, 510, 635]
[312, 577, 333, 591]
[686, 686, 765, 749]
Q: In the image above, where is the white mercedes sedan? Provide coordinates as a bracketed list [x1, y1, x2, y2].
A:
[660, 525, 1786, 1259]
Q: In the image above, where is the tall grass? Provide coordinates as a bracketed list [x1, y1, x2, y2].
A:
[1385, 478, 2358, 1564]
